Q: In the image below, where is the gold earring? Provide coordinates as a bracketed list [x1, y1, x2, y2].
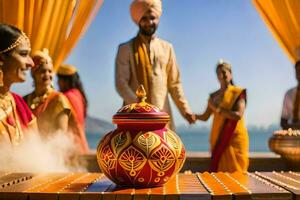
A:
[0, 70, 3, 87]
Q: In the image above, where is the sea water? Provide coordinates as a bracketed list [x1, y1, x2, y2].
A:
[86, 127, 274, 152]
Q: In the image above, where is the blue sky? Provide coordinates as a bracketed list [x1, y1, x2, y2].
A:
[14, 0, 294, 128]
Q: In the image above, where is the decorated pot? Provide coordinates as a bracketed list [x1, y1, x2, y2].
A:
[96, 85, 186, 188]
[269, 129, 300, 168]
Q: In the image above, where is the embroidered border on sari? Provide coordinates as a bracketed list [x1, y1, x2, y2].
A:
[209, 89, 246, 172]
[11, 93, 34, 129]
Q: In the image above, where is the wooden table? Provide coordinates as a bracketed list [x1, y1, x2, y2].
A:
[0, 172, 298, 200]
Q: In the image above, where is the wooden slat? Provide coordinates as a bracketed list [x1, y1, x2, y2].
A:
[0, 172, 10, 178]
[243, 173, 292, 200]
[28, 173, 86, 200]
[81, 175, 115, 200]
[0, 173, 65, 200]
[133, 187, 151, 200]
[0, 172, 296, 200]
[60, 173, 102, 192]
[80, 192, 102, 200]
[0, 172, 34, 200]
[214, 172, 250, 200]
[255, 171, 300, 199]
[177, 174, 210, 200]
[58, 173, 103, 200]
[197, 172, 232, 200]
[0, 173, 33, 188]
[113, 186, 135, 200]
[148, 183, 164, 200]
[164, 174, 180, 200]
[107, 175, 204, 200]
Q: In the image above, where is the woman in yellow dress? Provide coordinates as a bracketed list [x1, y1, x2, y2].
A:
[196, 60, 249, 172]
[23, 49, 71, 137]
[56, 64, 89, 153]
[0, 24, 36, 146]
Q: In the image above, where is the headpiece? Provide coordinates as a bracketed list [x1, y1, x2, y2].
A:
[57, 64, 77, 76]
[32, 48, 52, 67]
[0, 32, 29, 54]
[217, 59, 231, 71]
[30, 48, 52, 73]
[130, 0, 162, 25]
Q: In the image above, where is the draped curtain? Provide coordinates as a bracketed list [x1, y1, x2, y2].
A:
[253, 0, 300, 63]
[0, 0, 104, 70]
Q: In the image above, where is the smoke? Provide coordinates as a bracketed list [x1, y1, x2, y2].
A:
[0, 131, 87, 172]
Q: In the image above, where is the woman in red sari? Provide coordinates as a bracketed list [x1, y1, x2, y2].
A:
[57, 64, 89, 154]
[0, 24, 36, 146]
[196, 60, 249, 172]
[24, 49, 71, 137]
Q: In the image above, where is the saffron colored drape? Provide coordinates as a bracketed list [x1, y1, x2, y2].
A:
[253, 0, 300, 63]
[0, 0, 104, 70]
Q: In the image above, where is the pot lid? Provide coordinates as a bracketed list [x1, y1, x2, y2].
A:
[113, 85, 170, 124]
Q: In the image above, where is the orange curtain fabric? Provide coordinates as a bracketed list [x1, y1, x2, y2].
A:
[253, 0, 300, 63]
[0, 0, 104, 70]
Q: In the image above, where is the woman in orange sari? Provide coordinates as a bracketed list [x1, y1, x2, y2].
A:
[23, 49, 71, 137]
[0, 24, 36, 146]
[196, 60, 249, 172]
[57, 64, 89, 154]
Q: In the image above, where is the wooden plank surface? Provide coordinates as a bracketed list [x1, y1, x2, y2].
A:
[58, 173, 103, 200]
[0, 172, 297, 200]
[0, 173, 65, 200]
[197, 172, 292, 200]
[82, 174, 115, 200]
[28, 173, 90, 200]
[255, 171, 300, 199]
[197, 172, 232, 200]
[84, 173, 210, 200]
[0, 172, 10, 178]
[229, 172, 291, 200]
[177, 173, 210, 200]
[213, 172, 250, 200]
[0, 173, 33, 188]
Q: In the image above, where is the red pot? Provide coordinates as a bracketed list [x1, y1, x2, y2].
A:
[96, 86, 186, 187]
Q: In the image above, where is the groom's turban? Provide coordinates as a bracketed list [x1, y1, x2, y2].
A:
[130, 0, 162, 25]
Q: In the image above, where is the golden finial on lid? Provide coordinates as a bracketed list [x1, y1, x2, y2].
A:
[136, 85, 147, 102]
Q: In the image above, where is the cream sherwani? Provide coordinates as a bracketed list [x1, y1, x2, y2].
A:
[115, 35, 191, 130]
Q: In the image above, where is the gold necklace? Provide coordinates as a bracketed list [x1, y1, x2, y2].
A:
[30, 88, 53, 109]
[0, 93, 22, 145]
[0, 92, 12, 112]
